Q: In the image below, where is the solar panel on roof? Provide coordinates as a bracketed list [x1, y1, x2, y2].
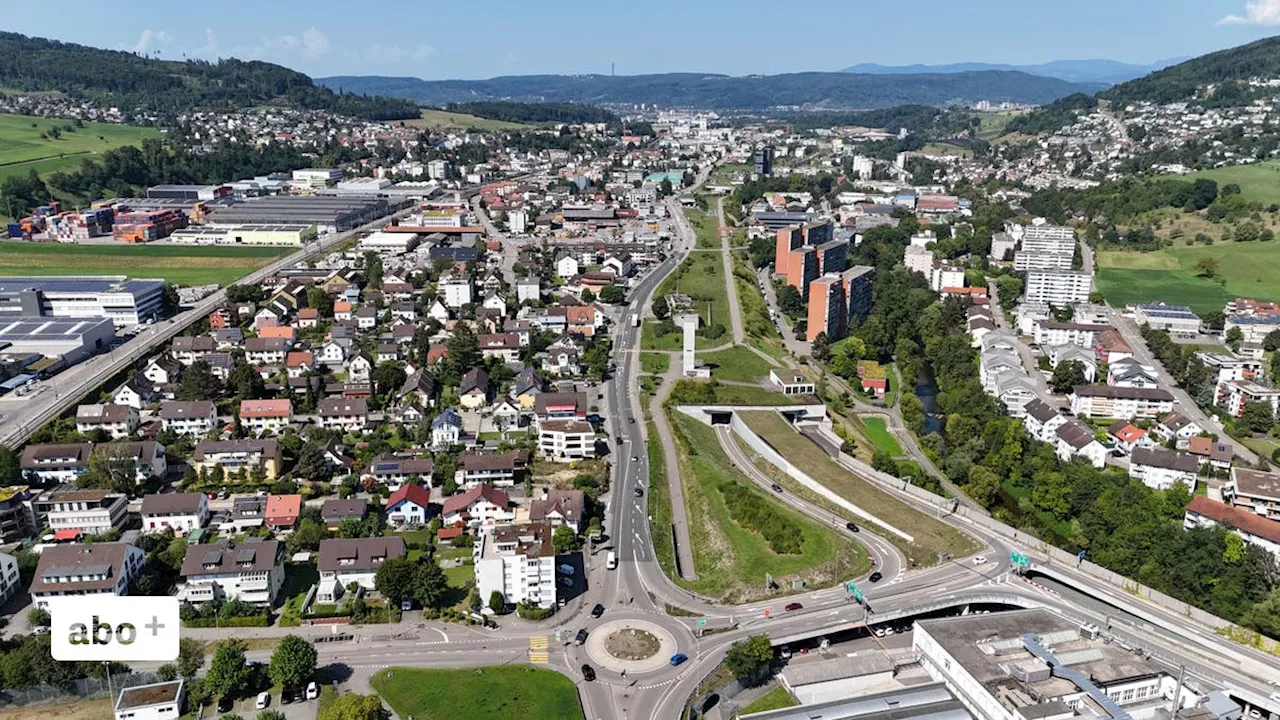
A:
[202, 550, 223, 565]
[374, 463, 399, 472]
[236, 549, 256, 563]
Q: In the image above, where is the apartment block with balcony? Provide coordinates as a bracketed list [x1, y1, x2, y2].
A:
[30, 542, 144, 609]
[34, 488, 128, 536]
[1225, 467, 1280, 521]
[538, 419, 596, 461]
[177, 539, 284, 605]
[474, 523, 556, 610]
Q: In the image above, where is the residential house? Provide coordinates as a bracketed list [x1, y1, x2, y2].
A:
[460, 368, 491, 409]
[1184, 496, 1280, 562]
[1189, 436, 1234, 472]
[265, 494, 302, 532]
[1153, 412, 1203, 450]
[245, 337, 289, 365]
[1022, 400, 1066, 444]
[538, 419, 596, 461]
[1053, 418, 1107, 468]
[172, 336, 215, 366]
[1070, 385, 1174, 420]
[76, 404, 139, 439]
[442, 485, 513, 529]
[348, 353, 374, 384]
[317, 397, 369, 432]
[512, 367, 543, 410]
[474, 523, 555, 609]
[286, 351, 314, 379]
[31, 542, 144, 609]
[221, 496, 265, 534]
[1219, 379, 1280, 418]
[457, 451, 529, 488]
[1129, 447, 1199, 491]
[177, 539, 285, 605]
[94, 441, 167, 485]
[144, 357, 182, 387]
[113, 376, 159, 410]
[1107, 359, 1160, 389]
[366, 453, 434, 490]
[140, 492, 209, 535]
[432, 408, 463, 449]
[316, 537, 406, 604]
[239, 399, 292, 434]
[557, 255, 580, 278]
[491, 398, 521, 429]
[192, 439, 283, 479]
[1107, 421, 1151, 455]
[478, 334, 521, 363]
[20, 443, 92, 483]
[320, 498, 369, 530]
[316, 341, 348, 367]
[1225, 467, 1280, 521]
[159, 400, 217, 437]
[534, 392, 589, 423]
[529, 488, 586, 534]
[385, 484, 433, 527]
[355, 306, 378, 330]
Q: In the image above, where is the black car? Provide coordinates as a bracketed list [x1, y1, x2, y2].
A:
[582, 664, 596, 681]
[868, 571, 883, 583]
[633, 487, 644, 497]
[770, 483, 783, 493]
[845, 521, 859, 532]
[217, 697, 234, 713]
[591, 603, 605, 618]
[575, 628, 589, 645]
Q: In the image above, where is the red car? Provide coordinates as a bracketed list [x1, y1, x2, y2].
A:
[784, 602, 803, 612]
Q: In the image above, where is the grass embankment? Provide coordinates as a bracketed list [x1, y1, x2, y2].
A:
[741, 411, 979, 564]
[0, 242, 291, 286]
[860, 416, 904, 457]
[370, 666, 584, 720]
[738, 686, 800, 715]
[407, 108, 527, 132]
[643, 240, 730, 351]
[687, 204, 722, 250]
[665, 413, 865, 602]
[732, 253, 787, 361]
[0, 113, 159, 183]
[702, 346, 777, 384]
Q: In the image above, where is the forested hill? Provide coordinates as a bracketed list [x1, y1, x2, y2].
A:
[316, 71, 1101, 110]
[446, 102, 618, 124]
[0, 32, 420, 121]
[1100, 35, 1280, 106]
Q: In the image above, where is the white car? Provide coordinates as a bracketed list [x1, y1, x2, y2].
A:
[306, 682, 319, 700]
[972, 555, 988, 565]
[255, 692, 270, 710]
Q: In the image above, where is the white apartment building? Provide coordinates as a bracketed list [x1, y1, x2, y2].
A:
[474, 523, 557, 610]
[317, 397, 369, 433]
[1032, 321, 1109, 348]
[177, 540, 285, 605]
[0, 552, 20, 606]
[75, 403, 139, 439]
[1185, 496, 1280, 562]
[1129, 447, 1199, 491]
[159, 400, 218, 437]
[1054, 418, 1107, 468]
[19, 442, 92, 483]
[140, 492, 210, 535]
[538, 419, 597, 461]
[1224, 467, 1280, 521]
[30, 542, 144, 609]
[238, 399, 292, 435]
[41, 489, 129, 535]
[1023, 269, 1092, 306]
[316, 537, 406, 604]
[439, 275, 473, 308]
[516, 278, 541, 304]
[929, 263, 965, 293]
[1224, 314, 1280, 345]
[904, 245, 934, 276]
[1071, 385, 1174, 420]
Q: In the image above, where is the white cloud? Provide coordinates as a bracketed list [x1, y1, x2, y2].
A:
[193, 28, 218, 57]
[127, 28, 174, 55]
[369, 42, 435, 64]
[302, 27, 330, 58]
[1218, 0, 1280, 25]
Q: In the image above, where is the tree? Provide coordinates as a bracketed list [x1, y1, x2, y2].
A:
[374, 557, 416, 604]
[178, 359, 222, 401]
[257, 712, 287, 720]
[26, 607, 49, 627]
[1263, 330, 1280, 352]
[371, 362, 407, 403]
[1050, 360, 1088, 394]
[286, 518, 327, 553]
[361, 251, 383, 289]
[995, 275, 1023, 311]
[965, 466, 1002, 508]
[415, 558, 451, 609]
[724, 635, 773, 685]
[652, 295, 670, 320]
[777, 285, 804, 319]
[1242, 401, 1274, 434]
[318, 692, 384, 720]
[306, 286, 333, 317]
[1226, 326, 1245, 352]
[268, 635, 318, 691]
[599, 285, 624, 304]
[338, 515, 365, 539]
[294, 443, 333, 483]
[446, 324, 481, 381]
[78, 444, 140, 495]
[0, 447, 19, 486]
[1194, 257, 1220, 278]
[552, 524, 576, 553]
[157, 664, 178, 681]
[177, 637, 205, 679]
[811, 332, 829, 361]
[228, 361, 266, 400]
[489, 590, 506, 613]
[205, 640, 252, 702]
[581, 288, 596, 303]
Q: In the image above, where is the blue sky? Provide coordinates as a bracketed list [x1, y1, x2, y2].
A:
[8, 0, 1280, 80]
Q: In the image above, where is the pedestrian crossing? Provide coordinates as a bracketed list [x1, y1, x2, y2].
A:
[528, 635, 549, 664]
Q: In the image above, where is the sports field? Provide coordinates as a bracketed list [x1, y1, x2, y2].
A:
[1184, 161, 1280, 205]
[0, 113, 158, 183]
[407, 109, 526, 132]
[0, 242, 290, 286]
[1096, 241, 1280, 312]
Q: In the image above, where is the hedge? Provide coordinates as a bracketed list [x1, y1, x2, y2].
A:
[182, 615, 269, 628]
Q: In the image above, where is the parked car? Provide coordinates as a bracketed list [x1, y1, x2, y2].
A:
[582, 664, 596, 681]
[631, 455, 639, 462]
[575, 628, 589, 645]
[217, 697, 234, 713]
[558, 563, 575, 575]
[670, 653, 688, 666]
[591, 603, 605, 618]
[779, 645, 792, 659]
[306, 682, 319, 700]
[868, 571, 883, 583]
[255, 692, 270, 710]
[784, 602, 803, 612]
[559, 576, 574, 588]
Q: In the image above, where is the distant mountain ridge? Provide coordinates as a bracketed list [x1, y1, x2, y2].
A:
[841, 58, 1184, 86]
[316, 71, 1102, 111]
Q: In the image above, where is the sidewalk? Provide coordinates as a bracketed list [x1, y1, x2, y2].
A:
[649, 360, 698, 580]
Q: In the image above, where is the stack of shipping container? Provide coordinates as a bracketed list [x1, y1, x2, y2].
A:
[111, 208, 188, 243]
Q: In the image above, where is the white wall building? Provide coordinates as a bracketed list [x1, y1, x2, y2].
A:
[1129, 447, 1199, 491]
[1023, 269, 1092, 306]
[177, 540, 285, 605]
[316, 537, 406, 604]
[474, 523, 557, 610]
[140, 492, 210, 535]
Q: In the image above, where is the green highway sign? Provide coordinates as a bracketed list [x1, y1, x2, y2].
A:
[1010, 551, 1031, 568]
[697, 618, 707, 627]
[845, 581, 863, 602]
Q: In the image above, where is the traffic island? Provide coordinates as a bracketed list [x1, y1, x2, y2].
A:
[584, 619, 679, 675]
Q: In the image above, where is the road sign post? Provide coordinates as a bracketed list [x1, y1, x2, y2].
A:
[845, 580, 863, 603]
[1010, 551, 1031, 573]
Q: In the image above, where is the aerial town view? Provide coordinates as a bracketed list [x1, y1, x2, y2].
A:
[4, 2, 1280, 720]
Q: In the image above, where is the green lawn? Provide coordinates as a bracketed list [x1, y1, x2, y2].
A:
[687, 204, 722, 249]
[0, 241, 291, 286]
[0, 113, 159, 183]
[1097, 239, 1280, 311]
[742, 411, 979, 564]
[738, 686, 799, 716]
[711, 383, 800, 406]
[640, 352, 671, 375]
[703, 346, 777, 383]
[1184, 161, 1280, 205]
[644, 247, 731, 350]
[370, 666, 584, 720]
[668, 413, 866, 602]
[860, 416, 904, 457]
[407, 109, 527, 132]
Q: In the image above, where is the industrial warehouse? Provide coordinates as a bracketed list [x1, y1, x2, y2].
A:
[205, 195, 412, 231]
[168, 223, 319, 246]
[0, 316, 116, 369]
[0, 277, 167, 327]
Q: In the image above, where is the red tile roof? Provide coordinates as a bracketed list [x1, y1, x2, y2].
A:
[386, 483, 432, 510]
[1187, 495, 1280, 545]
[442, 485, 509, 516]
[240, 399, 292, 418]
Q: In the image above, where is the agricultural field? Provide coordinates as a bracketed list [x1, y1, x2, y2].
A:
[1095, 240, 1280, 312]
[370, 666, 584, 720]
[0, 113, 158, 183]
[0, 241, 290, 286]
[1184, 161, 1280, 205]
[407, 108, 526, 132]
[668, 413, 866, 602]
[742, 410, 979, 564]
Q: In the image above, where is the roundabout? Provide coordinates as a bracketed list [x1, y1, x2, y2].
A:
[583, 618, 680, 675]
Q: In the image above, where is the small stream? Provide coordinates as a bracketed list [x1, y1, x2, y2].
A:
[914, 371, 943, 436]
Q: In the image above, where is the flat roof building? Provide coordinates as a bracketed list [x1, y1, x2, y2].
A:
[0, 276, 166, 327]
[207, 195, 406, 231]
[0, 316, 116, 365]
